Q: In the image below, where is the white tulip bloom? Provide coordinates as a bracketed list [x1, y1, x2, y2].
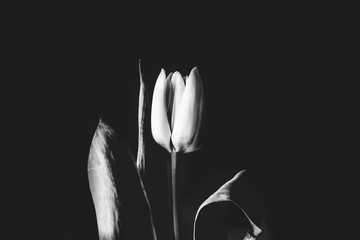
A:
[151, 67, 204, 153]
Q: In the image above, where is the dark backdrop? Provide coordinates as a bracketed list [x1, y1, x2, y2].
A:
[5, 2, 358, 239]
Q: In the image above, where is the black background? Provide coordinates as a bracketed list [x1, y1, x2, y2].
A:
[5, 2, 359, 239]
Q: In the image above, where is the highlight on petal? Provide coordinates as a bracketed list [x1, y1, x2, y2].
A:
[88, 120, 120, 240]
[170, 71, 185, 130]
[193, 170, 265, 240]
[151, 69, 172, 152]
[171, 67, 205, 153]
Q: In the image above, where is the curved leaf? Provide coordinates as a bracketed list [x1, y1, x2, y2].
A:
[88, 119, 157, 240]
[193, 170, 266, 240]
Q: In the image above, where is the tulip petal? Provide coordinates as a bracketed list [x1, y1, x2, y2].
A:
[151, 69, 172, 152]
[170, 71, 185, 130]
[171, 67, 204, 153]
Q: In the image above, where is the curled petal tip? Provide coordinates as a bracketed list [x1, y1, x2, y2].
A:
[159, 68, 166, 77]
[191, 66, 198, 73]
[189, 66, 201, 79]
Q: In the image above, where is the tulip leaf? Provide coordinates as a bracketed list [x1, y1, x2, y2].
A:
[137, 59, 146, 172]
[193, 170, 266, 240]
[88, 119, 157, 240]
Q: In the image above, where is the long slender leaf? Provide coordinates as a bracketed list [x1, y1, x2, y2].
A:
[137, 59, 146, 172]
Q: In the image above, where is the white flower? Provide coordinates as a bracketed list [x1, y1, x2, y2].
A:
[151, 67, 205, 153]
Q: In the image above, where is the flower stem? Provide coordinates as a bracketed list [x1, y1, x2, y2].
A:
[171, 151, 181, 240]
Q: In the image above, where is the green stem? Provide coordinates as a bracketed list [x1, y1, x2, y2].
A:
[171, 151, 181, 240]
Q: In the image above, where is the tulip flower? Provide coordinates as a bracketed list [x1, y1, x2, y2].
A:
[151, 66, 205, 240]
[151, 66, 204, 153]
[87, 63, 270, 240]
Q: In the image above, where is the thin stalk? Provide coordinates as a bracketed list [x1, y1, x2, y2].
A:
[171, 151, 181, 240]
